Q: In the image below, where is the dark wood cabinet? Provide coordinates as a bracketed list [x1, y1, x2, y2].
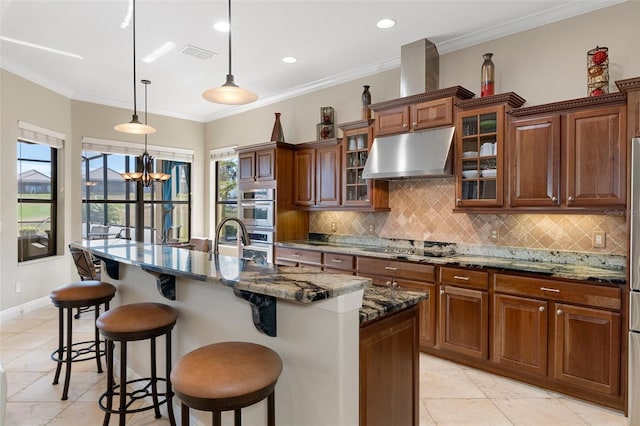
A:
[508, 115, 561, 207]
[238, 148, 275, 183]
[412, 97, 454, 131]
[492, 293, 548, 376]
[374, 105, 410, 136]
[360, 305, 419, 426]
[357, 256, 436, 349]
[293, 139, 341, 209]
[339, 120, 389, 211]
[553, 303, 620, 396]
[565, 105, 626, 207]
[506, 94, 627, 212]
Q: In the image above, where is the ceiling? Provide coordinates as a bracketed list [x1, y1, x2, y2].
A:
[0, 0, 622, 123]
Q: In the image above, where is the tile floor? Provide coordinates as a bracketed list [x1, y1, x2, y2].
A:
[0, 304, 628, 425]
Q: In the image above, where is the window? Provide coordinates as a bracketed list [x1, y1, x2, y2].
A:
[81, 151, 191, 244]
[211, 148, 238, 243]
[17, 140, 58, 262]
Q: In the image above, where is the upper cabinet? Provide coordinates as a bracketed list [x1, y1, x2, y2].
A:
[454, 93, 525, 210]
[370, 86, 474, 137]
[238, 147, 276, 183]
[507, 93, 627, 212]
[293, 139, 341, 209]
[339, 120, 389, 211]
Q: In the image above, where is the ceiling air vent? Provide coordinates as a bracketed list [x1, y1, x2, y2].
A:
[179, 45, 216, 60]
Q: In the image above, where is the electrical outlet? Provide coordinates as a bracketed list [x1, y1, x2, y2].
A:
[369, 223, 375, 234]
[489, 227, 499, 242]
[330, 222, 337, 233]
[15, 282, 22, 293]
[593, 231, 606, 248]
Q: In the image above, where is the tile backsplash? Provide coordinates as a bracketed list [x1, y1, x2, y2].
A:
[309, 179, 628, 256]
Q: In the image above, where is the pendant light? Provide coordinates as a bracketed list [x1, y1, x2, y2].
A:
[115, 0, 156, 134]
[202, 0, 257, 105]
[121, 80, 170, 187]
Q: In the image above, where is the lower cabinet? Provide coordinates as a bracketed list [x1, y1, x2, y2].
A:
[360, 305, 419, 426]
[438, 267, 489, 360]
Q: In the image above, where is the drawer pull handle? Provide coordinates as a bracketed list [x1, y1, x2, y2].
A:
[453, 275, 470, 281]
[539, 306, 545, 312]
[291, 254, 301, 258]
[330, 259, 343, 263]
[557, 309, 563, 315]
[385, 266, 398, 271]
[540, 287, 560, 293]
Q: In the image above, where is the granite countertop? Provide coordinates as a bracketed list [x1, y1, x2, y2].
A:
[360, 286, 426, 325]
[71, 239, 370, 304]
[276, 240, 626, 285]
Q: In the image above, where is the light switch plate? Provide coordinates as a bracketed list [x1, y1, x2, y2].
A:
[592, 231, 606, 248]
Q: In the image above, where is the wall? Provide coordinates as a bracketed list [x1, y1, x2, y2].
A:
[0, 70, 73, 311]
[204, 1, 638, 255]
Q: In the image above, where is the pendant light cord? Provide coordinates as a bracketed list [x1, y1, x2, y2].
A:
[132, 0, 138, 115]
[227, 0, 232, 76]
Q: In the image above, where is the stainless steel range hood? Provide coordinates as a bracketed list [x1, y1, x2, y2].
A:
[362, 126, 455, 179]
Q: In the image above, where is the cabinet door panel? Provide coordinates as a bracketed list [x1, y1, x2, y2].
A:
[439, 285, 488, 359]
[411, 97, 453, 130]
[508, 115, 560, 207]
[554, 303, 620, 395]
[565, 106, 626, 206]
[255, 149, 275, 181]
[238, 152, 256, 182]
[375, 106, 410, 136]
[316, 144, 341, 206]
[293, 149, 315, 206]
[400, 280, 437, 349]
[492, 294, 548, 376]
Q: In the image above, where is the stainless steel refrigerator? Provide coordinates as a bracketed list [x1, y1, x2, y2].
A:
[630, 137, 640, 423]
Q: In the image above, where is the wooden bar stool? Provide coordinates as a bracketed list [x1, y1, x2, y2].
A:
[96, 303, 178, 426]
[49, 280, 116, 400]
[171, 342, 283, 426]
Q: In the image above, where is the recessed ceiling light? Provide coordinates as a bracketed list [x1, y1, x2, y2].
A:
[282, 56, 298, 64]
[0, 36, 83, 59]
[377, 18, 396, 29]
[143, 41, 176, 63]
[214, 21, 230, 32]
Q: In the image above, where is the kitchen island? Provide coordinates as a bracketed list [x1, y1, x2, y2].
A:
[71, 239, 425, 426]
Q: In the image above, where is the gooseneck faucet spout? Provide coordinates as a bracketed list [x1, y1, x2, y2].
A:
[213, 217, 251, 255]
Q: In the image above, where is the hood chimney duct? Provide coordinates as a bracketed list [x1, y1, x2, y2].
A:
[400, 38, 439, 97]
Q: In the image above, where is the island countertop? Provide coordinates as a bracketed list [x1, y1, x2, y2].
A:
[71, 239, 370, 304]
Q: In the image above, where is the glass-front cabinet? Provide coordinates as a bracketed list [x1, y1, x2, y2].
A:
[455, 93, 524, 210]
[339, 120, 389, 211]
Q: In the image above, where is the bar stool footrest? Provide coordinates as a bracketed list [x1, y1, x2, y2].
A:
[50, 340, 106, 364]
[98, 377, 172, 416]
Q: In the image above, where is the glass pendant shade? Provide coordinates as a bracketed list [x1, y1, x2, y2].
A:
[114, 114, 156, 134]
[203, 75, 258, 105]
[202, 0, 257, 105]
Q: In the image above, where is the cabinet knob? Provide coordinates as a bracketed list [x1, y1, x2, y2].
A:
[402, 123, 408, 128]
[556, 309, 563, 315]
[539, 306, 545, 312]
[456, 198, 461, 205]
[440, 289, 445, 295]
[551, 196, 557, 202]
[412, 122, 417, 127]
[568, 196, 574, 202]
[385, 280, 392, 287]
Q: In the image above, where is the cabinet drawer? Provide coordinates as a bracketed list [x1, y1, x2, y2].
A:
[439, 267, 488, 290]
[493, 273, 621, 310]
[324, 252, 355, 271]
[275, 247, 322, 265]
[357, 257, 435, 282]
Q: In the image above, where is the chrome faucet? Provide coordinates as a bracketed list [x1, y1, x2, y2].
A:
[213, 217, 251, 255]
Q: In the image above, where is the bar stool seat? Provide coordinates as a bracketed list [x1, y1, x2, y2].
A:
[49, 280, 116, 400]
[171, 342, 282, 426]
[97, 302, 178, 426]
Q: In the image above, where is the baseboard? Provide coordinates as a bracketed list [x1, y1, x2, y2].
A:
[0, 296, 50, 322]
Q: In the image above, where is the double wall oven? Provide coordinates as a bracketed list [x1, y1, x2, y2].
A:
[238, 187, 275, 264]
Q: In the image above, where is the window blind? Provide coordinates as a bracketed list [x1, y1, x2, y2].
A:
[82, 137, 194, 163]
[18, 121, 65, 148]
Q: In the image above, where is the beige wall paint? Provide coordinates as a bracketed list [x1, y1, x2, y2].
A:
[1, 70, 73, 311]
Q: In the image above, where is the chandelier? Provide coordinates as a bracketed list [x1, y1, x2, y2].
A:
[121, 80, 170, 187]
[202, 0, 257, 105]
